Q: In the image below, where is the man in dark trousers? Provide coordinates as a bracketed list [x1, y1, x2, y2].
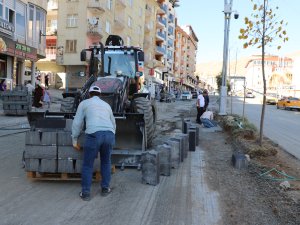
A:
[203, 89, 209, 111]
[72, 85, 116, 201]
[196, 90, 205, 124]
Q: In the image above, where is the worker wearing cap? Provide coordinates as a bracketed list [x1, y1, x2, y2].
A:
[196, 90, 205, 124]
[72, 85, 116, 201]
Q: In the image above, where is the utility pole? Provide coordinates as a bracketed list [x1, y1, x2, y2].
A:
[219, 0, 238, 115]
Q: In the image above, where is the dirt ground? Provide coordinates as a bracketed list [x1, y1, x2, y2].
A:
[156, 98, 300, 225]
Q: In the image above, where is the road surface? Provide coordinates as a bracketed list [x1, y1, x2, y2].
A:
[228, 96, 300, 159]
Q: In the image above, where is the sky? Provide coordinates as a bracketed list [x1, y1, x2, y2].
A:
[176, 0, 299, 64]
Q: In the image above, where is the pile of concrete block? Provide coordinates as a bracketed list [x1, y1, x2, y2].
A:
[141, 118, 199, 186]
[1, 86, 31, 115]
[24, 119, 100, 174]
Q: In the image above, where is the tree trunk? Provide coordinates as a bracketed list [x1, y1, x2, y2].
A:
[259, 0, 267, 146]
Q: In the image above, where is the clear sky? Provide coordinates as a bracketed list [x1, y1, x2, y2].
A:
[176, 0, 299, 64]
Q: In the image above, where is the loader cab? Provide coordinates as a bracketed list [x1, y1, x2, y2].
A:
[103, 47, 144, 78]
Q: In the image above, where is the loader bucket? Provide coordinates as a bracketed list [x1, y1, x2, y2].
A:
[114, 113, 145, 151]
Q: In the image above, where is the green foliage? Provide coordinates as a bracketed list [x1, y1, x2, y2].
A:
[238, 0, 288, 49]
[216, 73, 231, 93]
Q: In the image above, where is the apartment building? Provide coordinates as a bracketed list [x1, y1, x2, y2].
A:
[0, 0, 47, 87]
[244, 55, 293, 92]
[174, 24, 198, 91]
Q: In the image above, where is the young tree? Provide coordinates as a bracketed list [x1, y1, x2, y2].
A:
[239, 0, 288, 145]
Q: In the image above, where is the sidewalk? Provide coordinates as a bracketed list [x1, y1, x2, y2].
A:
[0, 88, 64, 127]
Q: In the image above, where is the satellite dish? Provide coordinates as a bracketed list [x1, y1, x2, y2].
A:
[89, 17, 98, 25]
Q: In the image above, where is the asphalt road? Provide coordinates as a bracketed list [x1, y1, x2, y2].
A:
[228, 96, 300, 159]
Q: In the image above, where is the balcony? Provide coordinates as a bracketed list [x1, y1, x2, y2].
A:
[156, 31, 166, 41]
[87, 0, 106, 13]
[46, 27, 57, 36]
[114, 14, 126, 29]
[116, 0, 126, 7]
[157, 17, 167, 27]
[155, 46, 165, 55]
[168, 14, 174, 23]
[160, 4, 168, 14]
[87, 21, 103, 38]
[45, 48, 57, 61]
[47, 0, 58, 10]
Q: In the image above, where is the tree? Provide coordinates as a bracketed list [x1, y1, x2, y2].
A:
[216, 72, 231, 93]
[239, 0, 288, 145]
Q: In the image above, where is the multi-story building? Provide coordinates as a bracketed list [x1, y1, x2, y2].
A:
[0, 0, 47, 88]
[174, 24, 198, 91]
[244, 55, 293, 92]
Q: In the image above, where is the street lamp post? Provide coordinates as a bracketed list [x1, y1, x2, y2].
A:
[219, 0, 236, 115]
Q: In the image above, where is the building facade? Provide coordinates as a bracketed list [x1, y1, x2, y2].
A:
[174, 24, 198, 91]
[244, 55, 293, 93]
[0, 0, 47, 88]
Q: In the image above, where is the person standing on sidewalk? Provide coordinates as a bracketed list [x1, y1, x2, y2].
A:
[72, 85, 116, 201]
[196, 90, 205, 124]
[203, 89, 209, 111]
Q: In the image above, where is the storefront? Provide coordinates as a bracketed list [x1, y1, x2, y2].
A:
[0, 35, 37, 87]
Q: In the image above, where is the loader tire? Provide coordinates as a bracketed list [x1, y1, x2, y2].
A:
[60, 97, 75, 112]
[134, 97, 156, 147]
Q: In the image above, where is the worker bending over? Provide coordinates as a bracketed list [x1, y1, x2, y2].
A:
[72, 85, 116, 201]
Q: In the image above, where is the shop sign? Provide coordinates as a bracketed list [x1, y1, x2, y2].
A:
[0, 18, 15, 36]
[15, 43, 37, 61]
[0, 36, 37, 61]
[0, 36, 15, 56]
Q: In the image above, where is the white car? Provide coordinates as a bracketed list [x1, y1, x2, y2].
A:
[180, 91, 192, 100]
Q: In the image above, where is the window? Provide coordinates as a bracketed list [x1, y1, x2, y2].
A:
[0, 1, 3, 18]
[66, 14, 78, 27]
[65, 40, 77, 53]
[105, 20, 111, 34]
[139, 7, 143, 17]
[5, 7, 14, 23]
[28, 5, 34, 41]
[107, 0, 112, 10]
[137, 25, 142, 34]
[127, 36, 131, 46]
[128, 0, 133, 7]
[128, 16, 132, 27]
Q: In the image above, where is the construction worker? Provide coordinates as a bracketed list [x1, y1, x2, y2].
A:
[72, 85, 116, 201]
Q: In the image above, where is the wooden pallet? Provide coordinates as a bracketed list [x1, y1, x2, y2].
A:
[27, 171, 101, 182]
[26, 165, 115, 181]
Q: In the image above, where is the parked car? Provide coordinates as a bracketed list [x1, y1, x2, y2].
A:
[277, 97, 300, 110]
[245, 91, 255, 98]
[191, 91, 198, 99]
[266, 93, 278, 105]
[180, 91, 193, 100]
[160, 92, 176, 103]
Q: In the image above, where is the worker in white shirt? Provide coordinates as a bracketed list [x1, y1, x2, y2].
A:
[196, 90, 205, 124]
[72, 85, 116, 201]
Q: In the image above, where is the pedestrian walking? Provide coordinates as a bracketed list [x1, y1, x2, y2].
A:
[196, 90, 205, 124]
[0, 79, 6, 91]
[72, 85, 116, 201]
[43, 89, 51, 109]
[25, 81, 35, 95]
[32, 83, 44, 108]
[203, 89, 209, 111]
[45, 74, 49, 89]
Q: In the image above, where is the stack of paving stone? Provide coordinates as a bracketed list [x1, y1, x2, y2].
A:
[24, 119, 100, 175]
[1, 86, 31, 115]
[141, 118, 199, 186]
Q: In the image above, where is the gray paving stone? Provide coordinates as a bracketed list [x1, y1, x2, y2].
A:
[25, 131, 57, 146]
[141, 150, 160, 186]
[57, 146, 83, 159]
[25, 145, 57, 159]
[157, 144, 171, 176]
[24, 158, 40, 172]
[39, 159, 57, 173]
[165, 139, 180, 169]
